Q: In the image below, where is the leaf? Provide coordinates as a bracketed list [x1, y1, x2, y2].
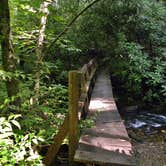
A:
[32, 138, 38, 144]
[14, 114, 22, 120]
[8, 114, 15, 120]
[9, 114, 21, 120]
[0, 138, 13, 145]
[4, 122, 12, 129]
[11, 120, 21, 129]
[0, 132, 13, 139]
[0, 117, 6, 123]
[37, 137, 44, 142]
[3, 127, 12, 132]
[23, 134, 29, 141]
[4, 98, 10, 105]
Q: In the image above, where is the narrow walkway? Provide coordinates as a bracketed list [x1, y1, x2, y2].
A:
[74, 70, 136, 165]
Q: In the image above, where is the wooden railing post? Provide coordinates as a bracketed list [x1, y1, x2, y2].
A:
[43, 59, 97, 166]
[68, 71, 81, 165]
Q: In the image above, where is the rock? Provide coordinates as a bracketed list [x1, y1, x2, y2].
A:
[161, 130, 166, 134]
[124, 105, 139, 115]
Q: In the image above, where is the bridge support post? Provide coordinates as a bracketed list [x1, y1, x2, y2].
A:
[69, 71, 82, 166]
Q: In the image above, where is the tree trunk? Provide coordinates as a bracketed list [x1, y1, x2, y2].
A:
[34, 1, 52, 100]
[0, 0, 20, 106]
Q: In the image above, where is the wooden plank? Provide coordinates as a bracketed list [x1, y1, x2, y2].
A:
[75, 144, 136, 166]
[44, 114, 69, 166]
[68, 71, 81, 165]
[81, 122, 130, 141]
[74, 70, 136, 165]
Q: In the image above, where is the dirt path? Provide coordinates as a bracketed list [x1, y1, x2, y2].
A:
[128, 129, 166, 166]
[134, 142, 166, 166]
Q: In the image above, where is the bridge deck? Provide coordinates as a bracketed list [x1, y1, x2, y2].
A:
[74, 70, 136, 165]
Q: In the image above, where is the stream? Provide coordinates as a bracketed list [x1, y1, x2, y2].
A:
[124, 111, 166, 135]
[111, 75, 166, 165]
[122, 109, 166, 166]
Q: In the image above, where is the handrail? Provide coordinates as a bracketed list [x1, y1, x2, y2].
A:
[69, 58, 98, 165]
[79, 59, 97, 119]
[44, 58, 98, 166]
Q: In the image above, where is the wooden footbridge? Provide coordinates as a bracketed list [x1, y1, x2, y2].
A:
[44, 59, 136, 166]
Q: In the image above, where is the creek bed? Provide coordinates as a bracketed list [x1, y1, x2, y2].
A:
[122, 110, 166, 166]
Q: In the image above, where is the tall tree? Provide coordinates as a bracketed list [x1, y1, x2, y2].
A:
[0, 0, 20, 106]
[34, 0, 53, 99]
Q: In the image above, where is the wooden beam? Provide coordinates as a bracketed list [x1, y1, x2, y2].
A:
[68, 71, 82, 165]
[43, 114, 69, 166]
[43, 59, 98, 166]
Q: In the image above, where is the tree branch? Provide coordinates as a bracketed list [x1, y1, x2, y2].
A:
[47, 0, 101, 50]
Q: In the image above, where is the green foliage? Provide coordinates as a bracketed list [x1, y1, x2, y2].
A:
[39, 84, 68, 111]
[0, 114, 44, 165]
[79, 116, 96, 129]
[18, 84, 68, 143]
[110, 40, 166, 104]
[76, 0, 166, 106]
[1, 0, 96, 164]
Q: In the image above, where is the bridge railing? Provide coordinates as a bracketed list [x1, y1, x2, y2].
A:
[44, 58, 98, 166]
[79, 58, 98, 119]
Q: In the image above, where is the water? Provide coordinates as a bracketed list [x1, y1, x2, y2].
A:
[125, 111, 166, 134]
[124, 111, 166, 165]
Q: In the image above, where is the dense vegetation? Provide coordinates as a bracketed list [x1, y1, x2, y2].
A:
[75, 0, 166, 109]
[0, 0, 165, 165]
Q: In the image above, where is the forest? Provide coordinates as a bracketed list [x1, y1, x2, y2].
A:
[0, 0, 166, 165]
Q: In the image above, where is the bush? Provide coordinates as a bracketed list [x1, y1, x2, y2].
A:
[0, 114, 44, 165]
